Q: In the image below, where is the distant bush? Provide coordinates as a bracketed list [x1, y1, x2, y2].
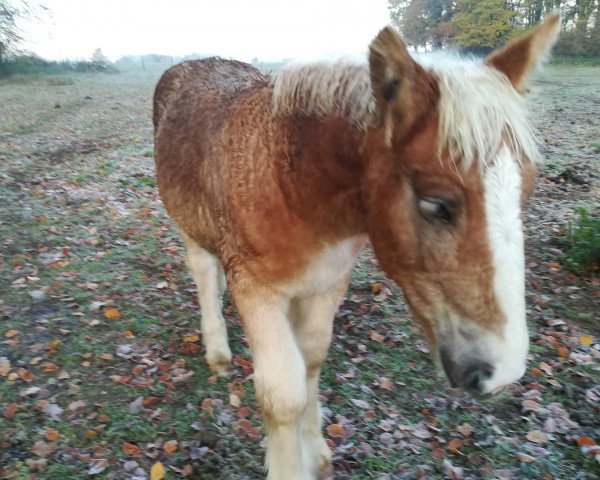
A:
[0, 55, 119, 77]
[561, 208, 600, 276]
[45, 76, 75, 86]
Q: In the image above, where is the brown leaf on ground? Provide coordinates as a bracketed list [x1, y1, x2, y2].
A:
[378, 376, 395, 391]
[369, 330, 385, 343]
[44, 428, 59, 441]
[326, 423, 345, 437]
[122, 443, 143, 456]
[163, 439, 178, 454]
[447, 438, 463, 454]
[32, 440, 57, 458]
[576, 436, 596, 448]
[42, 363, 59, 372]
[456, 423, 474, 437]
[4, 403, 18, 419]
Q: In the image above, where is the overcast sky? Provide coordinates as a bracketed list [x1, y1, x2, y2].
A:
[20, 0, 392, 62]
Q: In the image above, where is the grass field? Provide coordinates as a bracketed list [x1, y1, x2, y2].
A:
[0, 63, 599, 479]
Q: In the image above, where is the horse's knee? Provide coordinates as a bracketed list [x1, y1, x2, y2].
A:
[255, 363, 307, 425]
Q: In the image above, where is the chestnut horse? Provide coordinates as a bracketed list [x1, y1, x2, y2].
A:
[153, 15, 559, 480]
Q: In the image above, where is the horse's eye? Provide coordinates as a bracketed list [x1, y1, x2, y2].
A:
[418, 198, 453, 224]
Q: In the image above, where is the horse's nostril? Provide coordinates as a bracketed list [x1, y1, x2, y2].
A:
[464, 362, 493, 393]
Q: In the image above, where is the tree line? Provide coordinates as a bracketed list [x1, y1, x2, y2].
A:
[388, 0, 600, 57]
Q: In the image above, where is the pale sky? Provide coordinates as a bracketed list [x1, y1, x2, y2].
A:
[20, 0, 392, 62]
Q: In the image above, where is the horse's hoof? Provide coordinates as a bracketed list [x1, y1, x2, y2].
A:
[208, 361, 232, 378]
[317, 463, 334, 480]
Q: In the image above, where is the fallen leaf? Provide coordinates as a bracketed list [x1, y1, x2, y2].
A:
[412, 426, 433, 439]
[456, 423, 474, 437]
[351, 398, 370, 409]
[5, 403, 18, 418]
[326, 424, 345, 437]
[88, 459, 109, 475]
[0, 357, 10, 376]
[580, 335, 594, 347]
[378, 376, 395, 391]
[526, 430, 548, 444]
[369, 330, 385, 343]
[517, 452, 536, 463]
[557, 347, 570, 358]
[17, 368, 35, 382]
[5, 330, 20, 338]
[150, 461, 165, 480]
[539, 362, 553, 376]
[522, 399, 545, 413]
[183, 334, 200, 343]
[163, 439, 178, 454]
[122, 443, 143, 456]
[181, 464, 193, 477]
[32, 440, 57, 458]
[104, 308, 121, 319]
[129, 396, 144, 414]
[371, 282, 382, 294]
[42, 363, 60, 372]
[19, 386, 41, 397]
[42, 403, 64, 420]
[45, 428, 59, 441]
[201, 398, 213, 416]
[68, 400, 86, 412]
[577, 436, 596, 448]
[447, 438, 463, 453]
[143, 396, 160, 407]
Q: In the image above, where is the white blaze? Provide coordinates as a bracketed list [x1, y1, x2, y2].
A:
[481, 146, 529, 393]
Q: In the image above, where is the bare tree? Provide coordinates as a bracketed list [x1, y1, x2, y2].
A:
[0, 1, 46, 64]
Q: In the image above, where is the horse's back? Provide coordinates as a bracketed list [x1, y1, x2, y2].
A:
[153, 57, 264, 129]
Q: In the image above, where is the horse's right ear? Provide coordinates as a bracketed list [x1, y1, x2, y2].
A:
[368, 27, 434, 126]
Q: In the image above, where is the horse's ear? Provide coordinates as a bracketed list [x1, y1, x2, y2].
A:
[486, 13, 560, 94]
[369, 27, 434, 126]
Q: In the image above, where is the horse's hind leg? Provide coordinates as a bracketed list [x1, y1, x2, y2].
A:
[290, 276, 350, 479]
[182, 233, 231, 376]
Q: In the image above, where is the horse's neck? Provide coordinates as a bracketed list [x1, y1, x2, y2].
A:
[277, 114, 368, 238]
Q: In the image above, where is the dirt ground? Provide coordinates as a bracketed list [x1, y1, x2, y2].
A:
[0, 63, 598, 480]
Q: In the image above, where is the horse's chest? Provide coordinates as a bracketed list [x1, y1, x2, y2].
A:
[278, 237, 365, 297]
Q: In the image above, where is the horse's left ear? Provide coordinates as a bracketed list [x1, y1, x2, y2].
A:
[486, 12, 560, 94]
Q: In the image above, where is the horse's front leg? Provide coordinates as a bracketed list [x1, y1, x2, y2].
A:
[291, 276, 350, 479]
[233, 286, 311, 480]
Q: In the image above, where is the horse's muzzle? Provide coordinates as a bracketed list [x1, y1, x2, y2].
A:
[439, 348, 496, 397]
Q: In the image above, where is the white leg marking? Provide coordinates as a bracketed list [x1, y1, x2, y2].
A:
[482, 146, 529, 392]
[291, 278, 348, 478]
[236, 292, 310, 480]
[183, 235, 232, 376]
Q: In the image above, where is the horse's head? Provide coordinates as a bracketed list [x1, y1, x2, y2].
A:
[365, 15, 560, 397]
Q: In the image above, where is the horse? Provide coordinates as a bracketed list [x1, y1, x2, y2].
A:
[153, 14, 560, 480]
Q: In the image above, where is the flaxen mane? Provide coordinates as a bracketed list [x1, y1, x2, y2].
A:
[271, 56, 540, 172]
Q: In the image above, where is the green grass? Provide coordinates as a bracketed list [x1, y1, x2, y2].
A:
[561, 208, 600, 276]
